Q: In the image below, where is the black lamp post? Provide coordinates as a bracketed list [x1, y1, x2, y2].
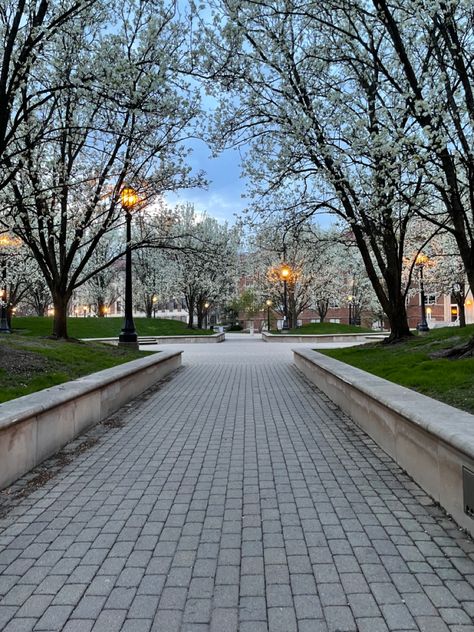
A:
[416, 254, 429, 333]
[348, 295, 353, 326]
[118, 187, 139, 348]
[204, 302, 209, 329]
[266, 299, 272, 332]
[0, 257, 10, 334]
[0, 234, 20, 334]
[280, 265, 291, 330]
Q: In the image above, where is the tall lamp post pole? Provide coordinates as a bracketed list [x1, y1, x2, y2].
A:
[266, 299, 272, 332]
[119, 187, 139, 348]
[416, 254, 429, 333]
[280, 265, 290, 330]
[0, 255, 9, 334]
[0, 234, 21, 334]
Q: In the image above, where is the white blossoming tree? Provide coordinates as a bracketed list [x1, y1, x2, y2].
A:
[199, 1, 448, 341]
[1, 0, 203, 338]
[168, 204, 241, 329]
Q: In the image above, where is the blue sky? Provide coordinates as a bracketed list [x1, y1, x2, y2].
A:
[166, 138, 247, 225]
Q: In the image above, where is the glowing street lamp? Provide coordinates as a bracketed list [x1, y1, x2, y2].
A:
[415, 253, 429, 333]
[347, 295, 354, 326]
[204, 302, 210, 329]
[280, 265, 291, 330]
[266, 299, 272, 332]
[0, 233, 21, 334]
[119, 186, 139, 347]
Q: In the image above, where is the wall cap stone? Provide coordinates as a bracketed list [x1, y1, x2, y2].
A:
[294, 348, 474, 461]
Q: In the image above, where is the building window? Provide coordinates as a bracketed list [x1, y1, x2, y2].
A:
[329, 318, 340, 323]
[423, 294, 436, 305]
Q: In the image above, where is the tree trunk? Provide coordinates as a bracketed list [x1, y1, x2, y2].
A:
[97, 297, 105, 317]
[187, 297, 195, 329]
[144, 297, 152, 319]
[458, 302, 466, 328]
[6, 304, 12, 329]
[197, 309, 203, 329]
[384, 303, 412, 343]
[52, 293, 71, 339]
[317, 299, 328, 322]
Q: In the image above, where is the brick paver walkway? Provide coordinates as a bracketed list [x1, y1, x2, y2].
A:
[1, 336, 474, 631]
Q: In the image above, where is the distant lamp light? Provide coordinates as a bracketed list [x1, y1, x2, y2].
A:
[203, 302, 210, 329]
[266, 299, 273, 331]
[120, 187, 140, 209]
[415, 253, 429, 332]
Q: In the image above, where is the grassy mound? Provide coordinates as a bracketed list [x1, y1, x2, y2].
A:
[275, 322, 374, 334]
[11, 316, 214, 338]
[321, 324, 474, 414]
[0, 336, 150, 403]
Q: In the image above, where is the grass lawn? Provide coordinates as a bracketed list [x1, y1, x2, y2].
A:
[0, 335, 152, 404]
[320, 325, 474, 414]
[273, 322, 374, 335]
[10, 316, 214, 338]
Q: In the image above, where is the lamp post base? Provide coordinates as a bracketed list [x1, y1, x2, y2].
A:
[416, 322, 429, 333]
[118, 330, 139, 349]
[118, 340, 139, 350]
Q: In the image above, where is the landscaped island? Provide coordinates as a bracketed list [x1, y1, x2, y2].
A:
[320, 325, 474, 414]
[0, 317, 212, 403]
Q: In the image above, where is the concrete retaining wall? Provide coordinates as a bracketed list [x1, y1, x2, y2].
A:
[140, 333, 225, 344]
[294, 348, 474, 535]
[0, 350, 182, 490]
[83, 333, 225, 345]
[263, 332, 386, 343]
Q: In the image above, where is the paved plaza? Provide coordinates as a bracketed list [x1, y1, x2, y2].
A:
[1, 335, 474, 631]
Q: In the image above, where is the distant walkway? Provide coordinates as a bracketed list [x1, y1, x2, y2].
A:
[1, 336, 474, 631]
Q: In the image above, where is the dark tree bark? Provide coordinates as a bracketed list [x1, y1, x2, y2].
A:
[317, 298, 329, 323]
[51, 291, 71, 339]
[186, 294, 195, 329]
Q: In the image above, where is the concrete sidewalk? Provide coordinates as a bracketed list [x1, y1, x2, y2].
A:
[1, 337, 474, 631]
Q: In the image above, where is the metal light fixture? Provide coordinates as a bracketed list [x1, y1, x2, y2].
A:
[118, 186, 139, 347]
[415, 253, 429, 333]
[266, 299, 272, 332]
[0, 233, 21, 334]
[280, 265, 291, 330]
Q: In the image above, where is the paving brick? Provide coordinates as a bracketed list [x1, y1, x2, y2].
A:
[1, 340, 474, 632]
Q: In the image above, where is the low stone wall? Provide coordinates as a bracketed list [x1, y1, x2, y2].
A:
[140, 333, 225, 344]
[263, 332, 386, 343]
[294, 348, 474, 536]
[0, 350, 182, 490]
[83, 333, 225, 345]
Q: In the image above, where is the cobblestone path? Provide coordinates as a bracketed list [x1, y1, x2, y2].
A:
[1, 338, 474, 631]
